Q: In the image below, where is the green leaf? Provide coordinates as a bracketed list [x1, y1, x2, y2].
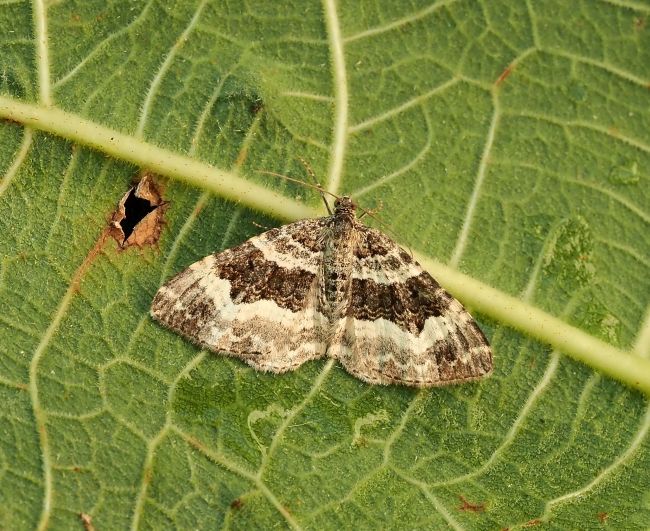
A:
[1, 1, 649, 529]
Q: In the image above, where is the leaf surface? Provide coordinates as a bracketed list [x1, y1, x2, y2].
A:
[1, 1, 649, 529]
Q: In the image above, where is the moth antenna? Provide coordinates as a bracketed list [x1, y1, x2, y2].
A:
[256, 169, 338, 215]
[296, 157, 332, 215]
[251, 220, 272, 231]
[297, 157, 318, 186]
[357, 199, 383, 219]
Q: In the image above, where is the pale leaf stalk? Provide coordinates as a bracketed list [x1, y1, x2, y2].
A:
[1, 96, 649, 395]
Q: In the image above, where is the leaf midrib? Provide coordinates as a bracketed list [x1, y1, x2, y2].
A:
[1, 95, 649, 396]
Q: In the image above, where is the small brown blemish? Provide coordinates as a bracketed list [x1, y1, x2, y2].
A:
[109, 172, 168, 249]
[523, 519, 542, 527]
[249, 99, 264, 115]
[458, 495, 486, 513]
[187, 436, 207, 453]
[495, 65, 513, 86]
[79, 512, 95, 531]
[597, 512, 608, 523]
[72, 228, 111, 294]
[230, 498, 244, 510]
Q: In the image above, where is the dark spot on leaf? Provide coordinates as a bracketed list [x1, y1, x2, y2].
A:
[495, 65, 513, 86]
[230, 498, 244, 510]
[458, 495, 486, 513]
[249, 98, 264, 115]
[109, 172, 168, 249]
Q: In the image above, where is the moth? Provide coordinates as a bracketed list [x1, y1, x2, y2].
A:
[151, 196, 492, 387]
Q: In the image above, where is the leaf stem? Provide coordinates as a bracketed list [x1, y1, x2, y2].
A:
[322, 0, 349, 195]
[1, 96, 649, 396]
[415, 253, 650, 396]
[32, 0, 52, 106]
[0, 96, 319, 222]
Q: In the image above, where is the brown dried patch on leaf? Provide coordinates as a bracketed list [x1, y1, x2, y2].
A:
[597, 511, 608, 523]
[495, 65, 513, 86]
[230, 498, 243, 510]
[458, 495, 486, 513]
[249, 99, 264, 115]
[109, 172, 168, 249]
[79, 512, 95, 531]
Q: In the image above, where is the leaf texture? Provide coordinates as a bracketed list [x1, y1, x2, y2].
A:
[0, 1, 649, 529]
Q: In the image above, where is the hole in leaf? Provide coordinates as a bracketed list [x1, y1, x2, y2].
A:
[109, 172, 168, 249]
[120, 190, 157, 240]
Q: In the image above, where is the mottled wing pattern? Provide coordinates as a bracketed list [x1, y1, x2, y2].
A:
[151, 219, 330, 372]
[331, 225, 492, 387]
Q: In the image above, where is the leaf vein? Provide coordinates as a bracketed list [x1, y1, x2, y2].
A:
[449, 93, 500, 267]
[135, 0, 209, 138]
[350, 107, 434, 199]
[322, 0, 349, 195]
[52, 1, 154, 89]
[348, 77, 459, 134]
[542, 405, 650, 517]
[432, 353, 561, 487]
[343, 0, 458, 43]
[0, 127, 32, 198]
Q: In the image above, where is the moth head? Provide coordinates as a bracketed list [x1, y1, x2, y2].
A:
[333, 196, 356, 217]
